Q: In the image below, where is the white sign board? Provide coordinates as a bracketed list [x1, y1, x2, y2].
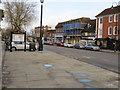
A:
[12, 34, 24, 42]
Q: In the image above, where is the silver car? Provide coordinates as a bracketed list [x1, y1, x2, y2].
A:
[64, 43, 74, 48]
[12, 41, 30, 50]
[73, 43, 85, 49]
[85, 43, 100, 51]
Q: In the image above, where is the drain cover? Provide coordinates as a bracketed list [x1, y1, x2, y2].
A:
[44, 64, 54, 67]
[3, 66, 8, 70]
[85, 86, 93, 88]
[3, 80, 9, 84]
[73, 73, 89, 77]
[2, 72, 10, 75]
[78, 79, 93, 83]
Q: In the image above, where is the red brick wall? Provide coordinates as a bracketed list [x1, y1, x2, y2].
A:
[96, 14, 120, 39]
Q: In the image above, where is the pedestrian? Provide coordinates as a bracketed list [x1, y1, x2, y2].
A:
[5, 41, 9, 51]
[100, 41, 102, 47]
[29, 40, 36, 51]
[35, 41, 39, 50]
[114, 41, 119, 52]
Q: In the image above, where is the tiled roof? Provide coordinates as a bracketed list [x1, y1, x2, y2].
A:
[96, 5, 120, 17]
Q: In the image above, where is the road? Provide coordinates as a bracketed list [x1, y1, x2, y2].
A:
[44, 45, 119, 73]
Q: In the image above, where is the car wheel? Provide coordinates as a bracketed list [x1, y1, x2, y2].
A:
[91, 48, 94, 51]
[12, 47, 17, 51]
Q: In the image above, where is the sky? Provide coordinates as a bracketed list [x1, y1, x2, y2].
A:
[1, 0, 120, 31]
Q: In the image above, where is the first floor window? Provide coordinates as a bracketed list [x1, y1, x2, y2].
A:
[108, 26, 112, 35]
[109, 15, 113, 23]
[100, 18, 103, 23]
[113, 26, 118, 35]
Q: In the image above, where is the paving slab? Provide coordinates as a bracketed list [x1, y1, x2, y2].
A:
[2, 50, 119, 88]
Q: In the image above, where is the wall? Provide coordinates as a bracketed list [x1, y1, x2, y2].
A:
[0, 41, 5, 89]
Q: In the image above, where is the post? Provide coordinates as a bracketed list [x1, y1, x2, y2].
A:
[24, 31, 26, 52]
[10, 32, 12, 52]
[39, 3, 43, 51]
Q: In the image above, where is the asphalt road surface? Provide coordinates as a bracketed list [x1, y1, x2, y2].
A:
[44, 45, 119, 73]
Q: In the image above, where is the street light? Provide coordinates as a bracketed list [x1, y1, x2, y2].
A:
[39, 0, 44, 51]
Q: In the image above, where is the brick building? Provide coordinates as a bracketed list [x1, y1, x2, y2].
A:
[55, 17, 96, 44]
[34, 25, 56, 42]
[34, 26, 44, 42]
[55, 22, 64, 43]
[95, 5, 120, 49]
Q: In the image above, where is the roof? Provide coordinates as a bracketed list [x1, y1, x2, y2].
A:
[96, 5, 120, 17]
[55, 22, 64, 28]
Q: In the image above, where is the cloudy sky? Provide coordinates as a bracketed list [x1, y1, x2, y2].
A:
[1, 0, 120, 30]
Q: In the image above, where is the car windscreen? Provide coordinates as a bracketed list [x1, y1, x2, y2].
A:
[14, 41, 23, 44]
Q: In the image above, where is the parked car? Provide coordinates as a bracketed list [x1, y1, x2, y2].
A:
[11, 41, 30, 50]
[44, 41, 49, 45]
[48, 42, 54, 45]
[73, 43, 85, 49]
[55, 42, 64, 46]
[85, 43, 100, 51]
[64, 43, 74, 48]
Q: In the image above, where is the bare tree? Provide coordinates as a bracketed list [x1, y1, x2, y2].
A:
[4, 0, 37, 32]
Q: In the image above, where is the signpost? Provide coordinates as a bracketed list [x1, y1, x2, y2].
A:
[10, 32, 26, 52]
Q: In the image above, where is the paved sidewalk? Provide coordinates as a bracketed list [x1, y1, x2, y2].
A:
[2, 50, 119, 88]
[100, 49, 120, 53]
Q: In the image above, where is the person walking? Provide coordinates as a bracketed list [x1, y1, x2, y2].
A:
[29, 40, 36, 51]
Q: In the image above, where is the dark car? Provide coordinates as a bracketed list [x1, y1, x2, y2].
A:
[73, 43, 85, 49]
[55, 42, 64, 46]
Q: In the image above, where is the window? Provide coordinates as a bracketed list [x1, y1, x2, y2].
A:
[100, 18, 103, 24]
[114, 14, 118, 22]
[113, 26, 118, 35]
[108, 26, 112, 35]
[109, 15, 113, 22]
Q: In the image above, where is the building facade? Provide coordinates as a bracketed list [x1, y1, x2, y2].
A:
[96, 5, 120, 49]
[34, 26, 44, 42]
[55, 22, 64, 43]
[55, 17, 96, 44]
[34, 25, 56, 42]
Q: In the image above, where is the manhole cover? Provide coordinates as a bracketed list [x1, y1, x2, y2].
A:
[2, 66, 8, 70]
[2, 72, 10, 75]
[78, 79, 93, 83]
[85, 86, 93, 88]
[3, 80, 9, 84]
[73, 73, 89, 77]
[43, 64, 54, 67]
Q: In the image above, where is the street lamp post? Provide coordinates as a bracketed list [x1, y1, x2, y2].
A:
[39, 0, 44, 51]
